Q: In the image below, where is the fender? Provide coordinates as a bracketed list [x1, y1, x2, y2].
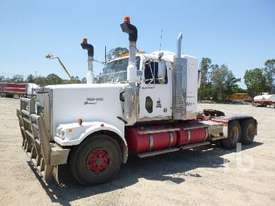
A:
[211, 115, 258, 138]
[54, 121, 128, 163]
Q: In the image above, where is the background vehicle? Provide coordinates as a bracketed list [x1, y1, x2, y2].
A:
[17, 17, 257, 185]
[0, 82, 38, 98]
[254, 93, 275, 107]
[227, 93, 252, 103]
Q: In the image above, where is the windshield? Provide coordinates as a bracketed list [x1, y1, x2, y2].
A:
[97, 57, 140, 83]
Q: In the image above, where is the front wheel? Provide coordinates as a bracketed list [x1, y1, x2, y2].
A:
[69, 134, 122, 185]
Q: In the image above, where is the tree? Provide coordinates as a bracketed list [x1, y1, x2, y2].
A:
[65, 76, 81, 84]
[46, 73, 63, 85]
[210, 64, 240, 102]
[198, 58, 213, 100]
[26, 74, 34, 83]
[0, 75, 5, 82]
[200, 57, 212, 85]
[81, 77, 87, 83]
[11, 74, 24, 83]
[244, 68, 268, 97]
[33, 76, 47, 86]
[264, 59, 275, 93]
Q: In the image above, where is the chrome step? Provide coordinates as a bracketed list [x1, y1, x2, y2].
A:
[138, 141, 211, 158]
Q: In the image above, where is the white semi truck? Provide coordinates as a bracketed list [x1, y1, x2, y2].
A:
[17, 17, 257, 185]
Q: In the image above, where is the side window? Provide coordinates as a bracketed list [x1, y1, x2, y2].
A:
[144, 60, 167, 84]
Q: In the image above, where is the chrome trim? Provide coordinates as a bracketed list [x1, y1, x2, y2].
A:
[138, 141, 211, 158]
[187, 130, 191, 143]
[182, 125, 208, 130]
[211, 136, 227, 141]
[149, 135, 154, 151]
[138, 147, 180, 158]
[172, 58, 187, 120]
[123, 83, 139, 125]
[180, 141, 210, 150]
[169, 132, 175, 147]
[138, 128, 180, 135]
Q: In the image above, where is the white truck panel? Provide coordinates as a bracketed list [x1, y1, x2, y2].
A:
[184, 56, 199, 119]
[27, 83, 39, 96]
[46, 84, 126, 138]
[54, 121, 125, 146]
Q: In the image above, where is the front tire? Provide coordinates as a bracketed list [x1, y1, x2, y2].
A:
[69, 134, 122, 185]
[221, 121, 241, 149]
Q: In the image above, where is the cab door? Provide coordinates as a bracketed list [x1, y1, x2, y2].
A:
[138, 59, 172, 121]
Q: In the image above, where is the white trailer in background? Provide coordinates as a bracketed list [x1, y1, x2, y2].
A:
[17, 17, 257, 186]
[0, 82, 39, 97]
[254, 93, 275, 107]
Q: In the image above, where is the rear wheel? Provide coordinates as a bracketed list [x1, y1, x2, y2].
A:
[69, 134, 122, 185]
[241, 119, 256, 145]
[221, 121, 241, 149]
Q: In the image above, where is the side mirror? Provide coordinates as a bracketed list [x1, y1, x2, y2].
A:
[158, 61, 167, 83]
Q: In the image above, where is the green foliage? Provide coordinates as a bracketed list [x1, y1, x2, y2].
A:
[33, 76, 47, 86]
[198, 84, 214, 100]
[210, 64, 240, 102]
[0, 75, 5, 81]
[64, 76, 81, 84]
[244, 68, 268, 97]
[199, 59, 240, 102]
[26, 74, 34, 83]
[46, 73, 63, 85]
[264, 59, 275, 93]
[11, 74, 24, 83]
[0, 73, 82, 86]
[200, 57, 212, 85]
[243, 59, 275, 97]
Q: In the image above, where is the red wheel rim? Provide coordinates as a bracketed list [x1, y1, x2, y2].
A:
[87, 149, 110, 173]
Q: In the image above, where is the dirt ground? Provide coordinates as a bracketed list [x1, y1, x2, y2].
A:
[0, 97, 275, 206]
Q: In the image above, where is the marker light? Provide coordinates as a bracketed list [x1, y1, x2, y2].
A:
[123, 16, 130, 23]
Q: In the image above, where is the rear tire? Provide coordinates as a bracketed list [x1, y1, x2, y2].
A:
[221, 121, 241, 149]
[69, 134, 122, 185]
[241, 119, 256, 145]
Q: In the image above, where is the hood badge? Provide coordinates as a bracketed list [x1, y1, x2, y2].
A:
[84, 97, 103, 105]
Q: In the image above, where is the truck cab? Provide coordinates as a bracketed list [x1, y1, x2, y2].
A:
[97, 51, 199, 122]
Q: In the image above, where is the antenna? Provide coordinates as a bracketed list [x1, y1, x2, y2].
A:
[159, 29, 163, 51]
[104, 46, 107, 63]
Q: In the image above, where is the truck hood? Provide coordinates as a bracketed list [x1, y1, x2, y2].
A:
[41, 83, 128, 136]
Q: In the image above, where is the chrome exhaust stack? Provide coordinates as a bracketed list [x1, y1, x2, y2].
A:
[120, 16, 138, 82]
[173, 32, 187, 120]
[81, 38, 94, 84]
[177, 33, 183, 58]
